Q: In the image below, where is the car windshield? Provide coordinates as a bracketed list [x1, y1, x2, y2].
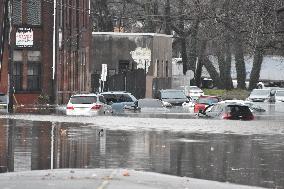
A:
[161, 91, 187, 99]
[70, 96, 97, 104]
[138, 99, 163, 108]
[251, 90, 270, 96]
[102, 94, 135, 103]
[189, 86, 200, 90]
[197, 97, 219, 104]
[276, 90, 284, 96]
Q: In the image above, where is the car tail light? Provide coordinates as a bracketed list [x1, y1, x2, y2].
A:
[66, 106, 74, 110]
[91, 104, 102, 110]
[222, 113, 232, 120]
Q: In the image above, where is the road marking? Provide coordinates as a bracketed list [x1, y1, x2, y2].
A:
[97, 170, 117, 189]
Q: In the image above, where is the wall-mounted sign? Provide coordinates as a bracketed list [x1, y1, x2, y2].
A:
[130, 47, 151, 73]
[16, 27, 33, 48]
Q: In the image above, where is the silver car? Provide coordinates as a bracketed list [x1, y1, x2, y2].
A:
[247, 89, 275, 102]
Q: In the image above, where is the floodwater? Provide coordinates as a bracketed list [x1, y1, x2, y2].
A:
[0, 116, 284, 188]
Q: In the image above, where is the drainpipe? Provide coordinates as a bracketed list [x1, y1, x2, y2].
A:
[7, 0, 13, 113]
[52, 0, 57, 104]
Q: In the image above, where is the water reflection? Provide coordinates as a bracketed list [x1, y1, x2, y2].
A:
[0, 119, 283, 188]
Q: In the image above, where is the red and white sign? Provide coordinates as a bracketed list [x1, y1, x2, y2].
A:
[16, 28, 33, 48]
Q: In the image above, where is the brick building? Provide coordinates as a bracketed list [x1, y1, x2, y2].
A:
[0, 0, 53, 105]
[0, 0, 92, 106]
[55, 0, 92, 104]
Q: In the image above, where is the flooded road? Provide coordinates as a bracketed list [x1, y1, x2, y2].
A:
[0, 116, 284, 188]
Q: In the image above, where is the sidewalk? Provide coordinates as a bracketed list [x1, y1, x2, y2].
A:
[0, 169, 264, 189]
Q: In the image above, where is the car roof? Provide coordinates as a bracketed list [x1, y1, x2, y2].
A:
[199, 95, 219, 98]
[160, 89, 184, 92]
[71, 93, 99, 97]
[100, 91, 131, 94]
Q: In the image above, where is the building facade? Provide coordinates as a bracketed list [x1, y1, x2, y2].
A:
[0, 0, 53, 105]
[92, 32, 173, 98]
[55, 0, 92, 104]
[0, 0, 92, 106]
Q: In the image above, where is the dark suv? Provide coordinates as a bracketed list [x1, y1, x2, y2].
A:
[156, 89, 190, 107]
[200, 102, 254, 120]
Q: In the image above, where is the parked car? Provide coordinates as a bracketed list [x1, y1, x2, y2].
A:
[177, 86, 204, 100]
[156, 89, 190, 107]
[100, 91, 137, 114]
[66, 94, 111, 116]
[187, 86, 204, 100]
[200, 102, 254, 120]
[194, 95, 220, 113]
[275, 89, 284, 102]
[124, 98, 170, 113]
[0, 93, 8, 113]
[247, 89, 276, 102]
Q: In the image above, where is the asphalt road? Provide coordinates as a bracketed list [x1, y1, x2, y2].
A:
[0, 169, 265, 189]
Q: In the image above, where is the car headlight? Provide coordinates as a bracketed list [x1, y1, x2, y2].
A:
[162, 101, 172, 107]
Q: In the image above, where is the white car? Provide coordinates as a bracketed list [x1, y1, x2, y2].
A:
[275, 89, 284, 102]
[66, 94, 112, 116]
[187, 86, 204, 100]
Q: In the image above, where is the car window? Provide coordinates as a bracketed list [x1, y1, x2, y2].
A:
[251, 90, 270, 96]
[98, 96, 106, 104]
[197, 97, 219, 104]
[70, 96, 97, 104]
[102, 93, 135, 103]
[161, 91, 187, 99]
[276, 90, 284, 96]
[227, 105, 251, 115]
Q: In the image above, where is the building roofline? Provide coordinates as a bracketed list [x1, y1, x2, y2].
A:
[92, 32, 173, 38]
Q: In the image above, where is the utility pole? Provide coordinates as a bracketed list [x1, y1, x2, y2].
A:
[7, 0, 13, 113]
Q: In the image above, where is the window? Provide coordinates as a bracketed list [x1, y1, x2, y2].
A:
[13, 62, 23, 91]
[27, 0, 41, 25]
[27, 63, 41, 91]
[165, 61, 168, 77]
[13, 0, 22, 25]
[156, 60, 160, 77]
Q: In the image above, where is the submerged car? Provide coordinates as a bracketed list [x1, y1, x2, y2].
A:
[157, 89, 190, 107]
[124, 98, 169, 113]
[275, 89, 284, 102]
[100, 91, 137, 114]
[66, 94, 111, 116]
[187, 86, 204, 100]
[247, 89, 275, 102]
[200, 102, 254, 120]
[177, 86, 204, 100]
[194, 95, 220, 113]
[221, 100, 266, 113]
